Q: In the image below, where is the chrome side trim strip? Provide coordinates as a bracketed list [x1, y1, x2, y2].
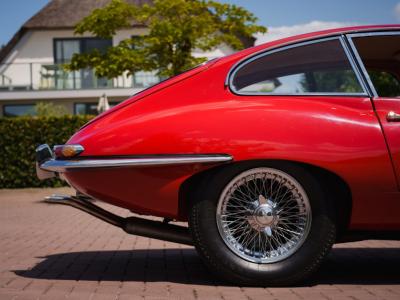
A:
[40, 155, 233, 172]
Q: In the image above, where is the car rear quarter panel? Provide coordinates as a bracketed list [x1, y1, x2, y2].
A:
[66, 58, 400, 229]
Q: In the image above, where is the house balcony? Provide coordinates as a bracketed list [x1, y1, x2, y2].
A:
[0, 62, 162, 101]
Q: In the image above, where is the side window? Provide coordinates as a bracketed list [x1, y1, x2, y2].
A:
[351, 35, 400, 98]
[369, 71, 400, 98]
[231, 38, 364, 95]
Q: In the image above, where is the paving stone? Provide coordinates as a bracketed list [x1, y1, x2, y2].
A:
[0, 188, 399, 299]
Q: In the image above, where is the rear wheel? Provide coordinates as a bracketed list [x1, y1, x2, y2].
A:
[188, 162, 336, 286]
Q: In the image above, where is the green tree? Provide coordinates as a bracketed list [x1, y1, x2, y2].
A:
[66, 0, 266, 78]
[300, 70, 363, 93]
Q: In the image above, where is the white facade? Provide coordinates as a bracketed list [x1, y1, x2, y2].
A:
[0, 28, 234, 116]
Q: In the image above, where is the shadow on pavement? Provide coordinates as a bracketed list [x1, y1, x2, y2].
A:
[14, 247, 400, 286]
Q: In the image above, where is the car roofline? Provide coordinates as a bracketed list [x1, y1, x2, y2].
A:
[259, 24, 400, 48]
[218, 24, 400, 66]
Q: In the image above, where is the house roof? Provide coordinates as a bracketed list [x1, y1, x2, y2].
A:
[23, 0, 152, 29]
[0, 0, 151, 63]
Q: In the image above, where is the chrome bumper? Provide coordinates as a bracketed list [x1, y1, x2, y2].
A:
[36, 143, 233, 180]
[36, 144, 57, 180]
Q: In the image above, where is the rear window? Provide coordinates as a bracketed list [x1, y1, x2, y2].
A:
[231, 38, 364, 95]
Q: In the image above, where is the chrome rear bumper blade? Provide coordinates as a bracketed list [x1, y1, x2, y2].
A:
[40, 154, 233, 173]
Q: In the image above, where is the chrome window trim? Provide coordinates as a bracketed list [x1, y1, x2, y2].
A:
[347, 31, 400, 38]
[226, 36, 369, 97]
[345, 31, 400, 98]
[339, 35, 372, 97]
[39, 155, 233, 173]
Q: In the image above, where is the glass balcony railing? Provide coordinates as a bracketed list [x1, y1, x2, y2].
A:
[0, 63, 162, 91]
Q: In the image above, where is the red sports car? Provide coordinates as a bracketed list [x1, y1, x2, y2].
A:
[36, 25, 400, 286]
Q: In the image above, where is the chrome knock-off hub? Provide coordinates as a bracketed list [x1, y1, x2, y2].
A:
[248, 202, 279, 234]
[247, 195, 279, 236]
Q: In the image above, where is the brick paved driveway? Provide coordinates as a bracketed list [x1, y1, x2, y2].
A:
[0, 188, 399, 300]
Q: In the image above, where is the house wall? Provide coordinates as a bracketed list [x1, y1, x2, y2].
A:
[1, 29, 138, 88]
[0, 28, 235, 116]
[1, 28, 234, 86]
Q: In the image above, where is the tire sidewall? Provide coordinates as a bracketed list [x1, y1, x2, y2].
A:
[189, 161, 336, 285]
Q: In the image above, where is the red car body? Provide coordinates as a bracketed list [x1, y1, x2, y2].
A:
[36, 24, 400, 285]
[54, 25, 400, 232]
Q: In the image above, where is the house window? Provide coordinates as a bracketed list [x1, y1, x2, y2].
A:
[133, 71, 162, 88]
[74, 103, 98, 115]
[54, 38, 112, 63]
[130, 35, 162, 88]
[54, 38, 112, 89]
[3, 104, 36, 117]
[74, 102, 120, 115]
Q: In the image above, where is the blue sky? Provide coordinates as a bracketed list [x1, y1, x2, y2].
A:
[1, 0, 399, 46]
[227, 0, 400, 27]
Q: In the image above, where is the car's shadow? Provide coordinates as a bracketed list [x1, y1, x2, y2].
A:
[14, 247, 400, 286]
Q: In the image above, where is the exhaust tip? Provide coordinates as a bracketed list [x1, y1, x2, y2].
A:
[44, 194, 193, 245]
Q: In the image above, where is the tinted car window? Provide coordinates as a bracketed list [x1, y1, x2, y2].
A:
[231, 38, 364, 94]
[369, 70, 400, 98]
[352, 35, 400, 98]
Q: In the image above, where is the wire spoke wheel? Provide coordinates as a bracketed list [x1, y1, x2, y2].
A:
[216, 168, 312, 263]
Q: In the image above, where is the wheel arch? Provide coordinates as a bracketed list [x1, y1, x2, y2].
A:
[178, 159, 352, 240]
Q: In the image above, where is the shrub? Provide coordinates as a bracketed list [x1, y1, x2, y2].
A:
[35, 102, 69, 117]
[0, 115, 93, 188]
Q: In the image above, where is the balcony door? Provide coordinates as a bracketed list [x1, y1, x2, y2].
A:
[54, 38, 112, 89]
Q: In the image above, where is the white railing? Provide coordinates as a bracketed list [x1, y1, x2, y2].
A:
[0, 63, 162, 91]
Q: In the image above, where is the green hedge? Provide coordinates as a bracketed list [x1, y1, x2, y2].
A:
[0, 115, 93, 188]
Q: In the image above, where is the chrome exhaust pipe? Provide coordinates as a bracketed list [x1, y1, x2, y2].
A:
[44, 194, 193, 245]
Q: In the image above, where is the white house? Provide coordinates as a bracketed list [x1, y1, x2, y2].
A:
[0, 0, 248, 117]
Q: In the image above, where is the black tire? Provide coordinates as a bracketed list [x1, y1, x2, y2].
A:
[188, 161, 336, 286]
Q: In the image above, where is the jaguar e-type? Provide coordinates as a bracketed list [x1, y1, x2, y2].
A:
[36, 25, 400, 285]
